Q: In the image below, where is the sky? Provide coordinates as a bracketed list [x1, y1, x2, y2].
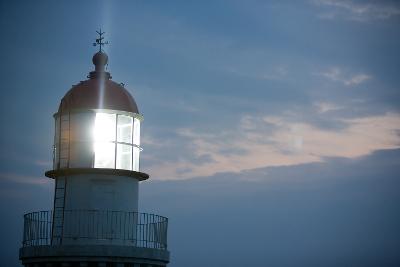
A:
[0, 0, 399, 266]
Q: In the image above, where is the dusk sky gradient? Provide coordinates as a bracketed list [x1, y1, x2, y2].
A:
[0, 1, 400, 266]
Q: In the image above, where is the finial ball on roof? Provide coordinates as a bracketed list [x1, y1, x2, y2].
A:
[92, 51, 108, 71]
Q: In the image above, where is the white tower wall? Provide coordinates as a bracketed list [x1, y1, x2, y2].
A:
[57, 174, 139, 246]
[64, 174, 139, 211]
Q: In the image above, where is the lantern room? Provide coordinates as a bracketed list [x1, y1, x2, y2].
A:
[51, 51, 143, 173]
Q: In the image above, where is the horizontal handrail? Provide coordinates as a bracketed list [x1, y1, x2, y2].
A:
[22, 210, 168, 250]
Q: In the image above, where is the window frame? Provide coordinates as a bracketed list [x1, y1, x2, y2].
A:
[53, 109, 143, 172]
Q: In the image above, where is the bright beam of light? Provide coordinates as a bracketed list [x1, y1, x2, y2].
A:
[93, 113, 116, 168]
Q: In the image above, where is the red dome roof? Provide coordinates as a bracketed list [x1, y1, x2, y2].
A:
[58, 79, 139, 114]
[58, 52, 139, 114]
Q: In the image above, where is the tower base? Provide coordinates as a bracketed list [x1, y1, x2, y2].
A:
[20, 245, 170, 267]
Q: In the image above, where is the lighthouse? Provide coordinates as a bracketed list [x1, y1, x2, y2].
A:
[19, 31, 170, 267]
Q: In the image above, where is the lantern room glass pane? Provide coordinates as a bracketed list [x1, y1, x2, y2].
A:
[94, 142, 115, 168]
[116, 144, 132, 170]
[54, 116, 60, 169]
[70, 113, 95, 142]
[133, 147, 140, 171]
[133, 118, 140, 146]
[60, 141, 69, 168]
[94, 113, 116, 142]
[59, 158, 68, 168]
[117, 115, 133, 144]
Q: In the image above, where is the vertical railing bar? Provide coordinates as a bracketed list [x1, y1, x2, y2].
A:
[135, 212, 137, 245]
[116, 211, 118, 240]
[131, 212, 134, 242]
[46, 211, 48, 245]
[127, 212, 129, 242]
[141, 213, 143, 247]
[32, 213, 34, 246]
[34, 212, 37, 246]
[43, 211, 45, 245]
[139, 212, 141, 247]
[38, 212, 41, 245]
[101, 210, 103, 240]
[26, 214, 29, 246]
[117, 211, 119, 240]
[91, 210, 94, 239]
[95, 210, 98, 241]
[86, 210, 89, 239]
[113, 210, 115, 240]
[119, 211, 122, 241]
[45, 211, 47, 245]
[35, 213, 40, 245]
[28, 214, 31, 246]
[129, 212, 132, 242]
[107, 210, 110, 240]
[100, 210, 102, 240]
[123, 212, 126, 241]
[146, 213, 148, 248]
[41, 212, 43, 245]
[38, 212, 41, 246]
[49, 211, 51, 245]
[37, 212, 39, 246]
[39, 212, 42, 245]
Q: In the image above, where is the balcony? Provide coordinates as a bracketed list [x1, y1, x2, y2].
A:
[22, 210, 168, 249]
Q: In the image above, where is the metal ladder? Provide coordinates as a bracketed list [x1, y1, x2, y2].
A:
[51, 176, 66, 245]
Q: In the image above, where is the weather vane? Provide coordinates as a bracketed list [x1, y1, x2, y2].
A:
[93, 29, 109, 52]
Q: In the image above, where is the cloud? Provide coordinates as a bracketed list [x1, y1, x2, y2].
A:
[314, 102, 343, 113]
[140, 148, 400, 267]
[317, 67, 371, 86]
[34, 160, 53, 167]
[312, 0, 400, 21]
[144, 112, 400, 180]
[0, 173, 49, 186]
[343, 73, 370, 86]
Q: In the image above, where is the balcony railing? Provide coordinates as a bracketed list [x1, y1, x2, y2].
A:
[22, 210, 168, 250]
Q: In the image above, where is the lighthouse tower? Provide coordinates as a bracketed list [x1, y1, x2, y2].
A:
[19, 31, 170, 267]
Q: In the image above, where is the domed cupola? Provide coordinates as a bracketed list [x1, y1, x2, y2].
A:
[58, 51, 139, 114]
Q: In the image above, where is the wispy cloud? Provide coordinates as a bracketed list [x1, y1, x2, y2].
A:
[312, 0, 400, 21]
[0, 173, 49, 186]
[34, 160, 53, 167]
[317, 67, 371, 86]
[343, 73, 370, 86]
[314, 102, 343, 113]
[144, 112, 400, 180]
